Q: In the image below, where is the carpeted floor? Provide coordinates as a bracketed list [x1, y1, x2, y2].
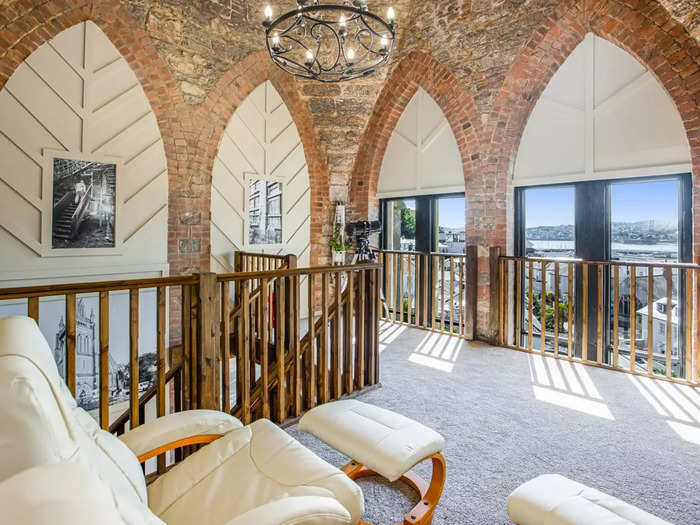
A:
[287, 322, 700, 524]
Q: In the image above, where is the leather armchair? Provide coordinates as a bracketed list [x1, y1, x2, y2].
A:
[0, 316, 363, 525]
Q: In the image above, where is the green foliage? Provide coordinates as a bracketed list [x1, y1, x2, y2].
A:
[330, 223, 346, 252]
[532, 290, 570, 331]
[400, 208, 415, 239]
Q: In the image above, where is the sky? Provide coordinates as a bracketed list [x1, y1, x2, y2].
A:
[437, 197, 466, 229]
[525, 180, 679, 227]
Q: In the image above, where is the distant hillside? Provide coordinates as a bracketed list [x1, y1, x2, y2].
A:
[527, 221, 677, 244]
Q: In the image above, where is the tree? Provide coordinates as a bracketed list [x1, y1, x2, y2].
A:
[400, 208, 415, 239]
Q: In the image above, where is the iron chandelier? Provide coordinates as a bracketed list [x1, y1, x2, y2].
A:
[263, 0, 397, 82]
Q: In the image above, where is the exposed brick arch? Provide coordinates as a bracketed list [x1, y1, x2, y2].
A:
[0, 0, 198, 275]
[195, 51, 329, 266]
[488, 0, 700, 253]
[349, 51, 482, 225]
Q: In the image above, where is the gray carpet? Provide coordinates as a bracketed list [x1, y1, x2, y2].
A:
[287, 322, 700, 524]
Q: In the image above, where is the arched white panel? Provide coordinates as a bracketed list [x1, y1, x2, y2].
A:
[378, 88, 464, 198]
[514, 33, 691, 186]
[210, 81, 310, 313]
[0, 22, 168, 286]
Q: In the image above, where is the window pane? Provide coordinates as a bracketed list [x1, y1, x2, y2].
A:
[610, 179, 679, 262]
[524, 186, 575, 257]
[435, 196, 465, 253]
[385, 199, 416, 251]
[523, 187, 575, 351]
[610, 179, 680, 376]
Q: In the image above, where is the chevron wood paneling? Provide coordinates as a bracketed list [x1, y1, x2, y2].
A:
[0, 22, 168, 285]
[211, 81, 311, 312]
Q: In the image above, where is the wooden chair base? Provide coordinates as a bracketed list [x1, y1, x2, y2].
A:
[341, 453, 446, 525]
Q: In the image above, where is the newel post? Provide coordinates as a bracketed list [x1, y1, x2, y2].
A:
[197, 272, 221, 410]
[488, 246, 502, 345]
[464, 245, 477, 340]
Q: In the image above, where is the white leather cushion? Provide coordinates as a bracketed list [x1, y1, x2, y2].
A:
[223, 496, 352, 525]
[0, 462, 126, 525]
[119, 409, 243, 458]
[507, 474, 672, 525]
[148, 419, 364, 525]
[299, 399, 445, 482]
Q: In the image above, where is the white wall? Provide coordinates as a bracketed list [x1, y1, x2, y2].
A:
[0, 21, 168, 287]
[378, 88, 464, 198]
[514, 33, 691, 186]
[210, 81, 310, 314]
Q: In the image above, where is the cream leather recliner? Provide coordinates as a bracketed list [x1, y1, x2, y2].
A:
[0, 315, 363, 525]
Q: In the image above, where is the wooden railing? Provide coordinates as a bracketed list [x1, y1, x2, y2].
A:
[217, 262, 382, 425]
[0, 258, 382, 471]
[498, 256, 699, 385]
[234, 250, 293, 272]
[379, 249, 476, 339]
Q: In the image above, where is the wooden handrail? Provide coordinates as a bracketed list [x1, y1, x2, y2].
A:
[217, 262, 381, 282]
[500, 255, 699, 270]
[0, 275, 198, 300]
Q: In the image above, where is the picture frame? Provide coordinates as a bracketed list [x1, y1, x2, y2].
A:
[243, 173, 285, 251]
[41, 150, 123, 257]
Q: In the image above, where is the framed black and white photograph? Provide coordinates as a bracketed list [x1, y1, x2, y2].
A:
[246, 176, 284, 246]
[42, 151, 123, 256]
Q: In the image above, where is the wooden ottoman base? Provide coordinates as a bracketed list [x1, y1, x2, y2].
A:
[342, 453, 446, 525]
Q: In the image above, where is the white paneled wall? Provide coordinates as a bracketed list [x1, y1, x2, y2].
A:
[514, 33, 691, 186]
[378, 88, 464, 198]
[210, 81, 310, 314]
[0, 22, 168, 286]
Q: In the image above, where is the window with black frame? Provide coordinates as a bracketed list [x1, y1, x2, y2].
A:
[515, 174, 691, 377]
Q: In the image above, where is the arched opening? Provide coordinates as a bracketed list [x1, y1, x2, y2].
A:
[210, 80, 311, 313]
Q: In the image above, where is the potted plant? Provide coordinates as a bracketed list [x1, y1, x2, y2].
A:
[330, 223, 346, 265]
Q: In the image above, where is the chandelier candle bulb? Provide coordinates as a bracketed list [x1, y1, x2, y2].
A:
[262, 1, 397, 82]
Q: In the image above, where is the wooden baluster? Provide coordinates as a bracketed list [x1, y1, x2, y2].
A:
[130, 289, 140, 426]
[613, 266, 619, 369]
[440, 256, 446, 331]
[189, 287, 199, 410]
[332, 272, 342, 398]
[261, 278, 270, 418]
[320, 273, 330, 403]
[431, 255, 437, 330]
[276, 276, 286, 422]
[648, 267, 654, 375]
[528, 261, 533, 351]
[582, 263, 588, 361]
[597, 264, 603, 365]
[407, 255, 413, 325]
[369, 267, 379, 385]
[221, 282, 231, 414]
[383, 253, 389, 321]
[449, 257, 455, 333]
[630, 267, 636, 372]
[685, 269, 692, 381]
[344, 270, 354, 394]
[459, 258, 465, 338]
[394, 254, 400, 323]
[293, 275, 301, 415]
[99, 291, 109, 430]
[356, 270, 365, 390]
[307, 274, 317, 409]
[553, 263, 559, 356]
[567, 264, 573, 359]
[422, 254, 429, 328]
[541, 261, 546, 353]
[399, 255, 405, 323]
[65, 294, 76, 396]
[666, 268, 673, 379]
[27, 297, 39, 324]
[156, 286, 166, 473]
[515, 260, 522, 349]
[241, 285, 251, 424]
[498, 258, 504, 345]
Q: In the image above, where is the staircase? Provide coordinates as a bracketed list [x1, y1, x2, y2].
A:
[53, 198, 78, 241]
